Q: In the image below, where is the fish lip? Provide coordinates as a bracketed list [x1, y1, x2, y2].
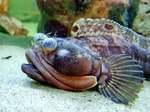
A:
[21, 49, 47, 80]
[21, 63, 39, 78]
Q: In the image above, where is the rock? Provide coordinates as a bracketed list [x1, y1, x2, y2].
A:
[133, 1, 150, 38]
[141, 0, 150, 5]
[36, 0, 140, 37]
[0, 15, 28, 36]
[0, 0, 7, 15]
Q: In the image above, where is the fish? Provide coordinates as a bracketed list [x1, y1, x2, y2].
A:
[21, 18, 150, 105]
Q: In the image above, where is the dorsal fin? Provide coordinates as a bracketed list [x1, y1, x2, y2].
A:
[71, 18, 150, 51]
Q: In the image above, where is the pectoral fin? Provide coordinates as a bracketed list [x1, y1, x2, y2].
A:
[98, 54, 144, 105]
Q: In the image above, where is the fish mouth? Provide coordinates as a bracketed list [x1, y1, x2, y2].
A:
[21, 49, 98, 91]
[21, 49, 48, 82]
[21, 64, 47, 82]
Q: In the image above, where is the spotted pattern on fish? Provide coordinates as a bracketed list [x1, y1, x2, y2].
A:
[71, 18, 150, 51]
[71, 18, 150, 77]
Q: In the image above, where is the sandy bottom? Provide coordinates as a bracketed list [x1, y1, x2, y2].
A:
[0, 45, 150, 112]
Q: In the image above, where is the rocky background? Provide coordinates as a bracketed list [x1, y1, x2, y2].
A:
[0, 0, 149, 38]
[36, 0, 150, 38]
[133, 0, 150, 38]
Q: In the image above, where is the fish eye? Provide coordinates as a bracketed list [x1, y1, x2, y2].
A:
[42, 38, 57, 51]
[72, 25, 79, 33]
[34, 33, 48, 43]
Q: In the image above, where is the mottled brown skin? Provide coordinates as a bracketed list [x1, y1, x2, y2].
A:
[71, 18, 150, 79]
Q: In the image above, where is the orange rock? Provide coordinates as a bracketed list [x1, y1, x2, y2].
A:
[80, 0, 129, 19]
[0, 0, 8, 15]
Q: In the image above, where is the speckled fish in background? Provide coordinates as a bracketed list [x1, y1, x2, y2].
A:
[71, 18, 150, 78]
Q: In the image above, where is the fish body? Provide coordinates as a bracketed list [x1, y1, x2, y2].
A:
[21, 18, 149, 105]
[71, 18, 150, 79]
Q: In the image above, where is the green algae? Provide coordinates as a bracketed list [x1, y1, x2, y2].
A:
[0, 33, 32, 48]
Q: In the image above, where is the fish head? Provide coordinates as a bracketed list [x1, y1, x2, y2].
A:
[21, 33, 101, 90]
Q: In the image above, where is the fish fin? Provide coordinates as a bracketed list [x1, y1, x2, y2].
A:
[98, 54, 144, 105]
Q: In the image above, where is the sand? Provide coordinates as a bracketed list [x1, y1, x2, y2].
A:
[0, 45, 150, 112]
